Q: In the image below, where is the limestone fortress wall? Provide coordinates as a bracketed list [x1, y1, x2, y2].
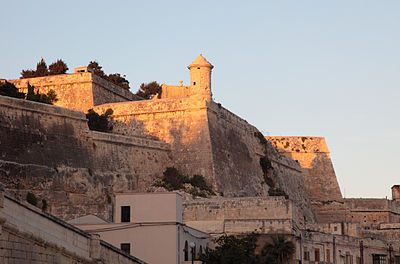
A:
[8, 69, 142, 112]
[4, 55, 400, 263]
[0, 95, 170, 220]
[0, 54, 346, 226]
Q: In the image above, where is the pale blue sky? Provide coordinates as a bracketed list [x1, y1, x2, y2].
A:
[1, 0, 399, 198]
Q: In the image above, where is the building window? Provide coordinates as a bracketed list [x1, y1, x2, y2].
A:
[193, 82, 196, 85]
[357, 256, 361, 264]
[304, 250, 310, 261]
[315, 248, 320, 262]
[120, 243, 131, 254]
[395, 256, 400, 264]
[372, 254, 387, 264]
[326, 249, 331, 262]
[121, 206, 130, 222]
[199, 245, 203, 256]
[346, 253, 353, 264]
[184, 241, 189, 261]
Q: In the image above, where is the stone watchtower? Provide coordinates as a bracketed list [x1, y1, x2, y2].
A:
[187, 54, 214, 101]
[159, 54, 214, 100]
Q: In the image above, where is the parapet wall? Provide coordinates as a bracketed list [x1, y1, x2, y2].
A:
[9, 72, 141, 112]
[183, 197, 296, 236]
[306, 222, 360, 237]
[0, 95, 171, 220]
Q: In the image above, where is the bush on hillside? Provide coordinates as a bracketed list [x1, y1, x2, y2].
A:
[0, 81, 25, 99]
[86, 108, 114, 133]
[26, 83, 58, 105]
[26, 192, 38, 206]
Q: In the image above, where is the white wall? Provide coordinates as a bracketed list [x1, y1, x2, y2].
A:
[114, 192, 182, 223]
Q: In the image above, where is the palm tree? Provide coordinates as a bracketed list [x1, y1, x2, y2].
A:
[259, 235, 295, 264]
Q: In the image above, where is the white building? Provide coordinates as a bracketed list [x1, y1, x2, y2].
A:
[69, 192, 209, 264]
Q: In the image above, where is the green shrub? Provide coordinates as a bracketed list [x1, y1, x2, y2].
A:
[188, 174, 215, 195]
[153, 179, 174, 191]
[26, 83, 58, 105]
[86, 108, 113, 132]
[0, 81, 25, 99]
[155, 169, 215, 196]
[162, 167, 185, 190]
[26, 192, 38, 206]
[188, 187, 208, 198]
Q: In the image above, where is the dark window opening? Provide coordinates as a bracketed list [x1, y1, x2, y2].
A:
[184, 241, 189, 261]
[304, 250, 310, 261]
[315, 248, 320, 262]
[121, 243, 131, 254]
[193, 82, 196, 85]
[192, 246, 196, 260]
[121, 206, 130, 222]
[372, 254, 387, 264]
[197, 67, 200, 69]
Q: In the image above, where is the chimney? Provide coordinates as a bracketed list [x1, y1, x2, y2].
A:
[392, 185, 400, 202]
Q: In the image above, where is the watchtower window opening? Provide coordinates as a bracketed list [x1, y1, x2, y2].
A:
[197, 67, 200, 69]
[193, 82, 196, 85]
[121, 206, 130, 222]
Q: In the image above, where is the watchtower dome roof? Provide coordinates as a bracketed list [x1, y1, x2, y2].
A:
[188, 54, 214, 69]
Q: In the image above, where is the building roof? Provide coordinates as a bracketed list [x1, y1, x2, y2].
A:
[67, 214, 110, 225]
[188, 54, 214, 69]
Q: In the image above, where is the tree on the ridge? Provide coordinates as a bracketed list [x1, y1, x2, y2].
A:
[21, 58, 69, 78]
[87, 61, 130, 90]
[49, 59, 69, 75]
[136, 81, 162, 99]
[87, 61, 106, 78]
[107, 73, 130, 90]
[35, 58, 49, 77]
[20, 69, 37, 78]
[258, 235, 295, 264]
